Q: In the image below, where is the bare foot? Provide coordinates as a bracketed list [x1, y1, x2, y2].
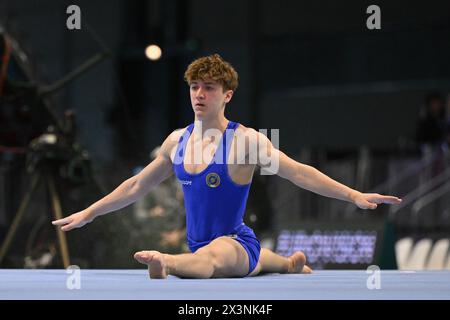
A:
[301, 265, 313, 274]
[287, 251, 307, 274]
[134, 250, 168, 279]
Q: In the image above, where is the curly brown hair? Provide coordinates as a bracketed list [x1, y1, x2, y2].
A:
[184, 54, 238, 92]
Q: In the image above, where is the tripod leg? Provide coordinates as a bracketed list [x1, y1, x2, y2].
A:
[47, 176, 71, 268]
[0, 174, 40, 266]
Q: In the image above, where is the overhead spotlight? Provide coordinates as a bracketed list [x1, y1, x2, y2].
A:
[145, 44, 162, 61]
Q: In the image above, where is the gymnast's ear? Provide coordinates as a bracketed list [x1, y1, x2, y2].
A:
[224, 90, 234, 103]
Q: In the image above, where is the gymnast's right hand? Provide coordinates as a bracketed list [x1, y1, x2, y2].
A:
[52, 210, 94, 231]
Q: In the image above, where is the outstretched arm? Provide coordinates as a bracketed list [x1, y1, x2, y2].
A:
[255, 131, 401, 209]
[52, 129, 182, 231]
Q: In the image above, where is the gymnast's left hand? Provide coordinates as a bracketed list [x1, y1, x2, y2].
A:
[351, 192, 402, 210]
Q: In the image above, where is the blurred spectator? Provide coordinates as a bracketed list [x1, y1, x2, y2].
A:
[446, 93, 450, 146]
[415, 92, 447, 148]
[415, 92, 449, 178]
[132, 146, 188, 253]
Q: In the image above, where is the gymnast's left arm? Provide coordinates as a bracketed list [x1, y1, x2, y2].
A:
[254, 131, 402, 210]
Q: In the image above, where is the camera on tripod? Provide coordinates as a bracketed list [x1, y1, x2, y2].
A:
[27, 124, 92, 185]
[0, 24, 109, 268]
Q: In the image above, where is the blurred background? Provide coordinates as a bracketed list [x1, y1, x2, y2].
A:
[0, 0, 449, 270]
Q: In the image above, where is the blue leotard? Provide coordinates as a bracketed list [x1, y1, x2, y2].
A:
[173, 121, 260, 275]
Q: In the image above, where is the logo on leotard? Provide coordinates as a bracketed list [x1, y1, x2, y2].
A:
[179, 179, 192, 186]
[206, 172, 220, 188]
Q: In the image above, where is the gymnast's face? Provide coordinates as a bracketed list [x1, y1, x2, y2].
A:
[189, 79, 233, 120]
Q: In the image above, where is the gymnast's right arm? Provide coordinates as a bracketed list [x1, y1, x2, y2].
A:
[52, 130, 180, 232]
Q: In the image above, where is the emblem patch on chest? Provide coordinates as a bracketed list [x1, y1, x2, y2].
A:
[206, 172, 221, 188]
